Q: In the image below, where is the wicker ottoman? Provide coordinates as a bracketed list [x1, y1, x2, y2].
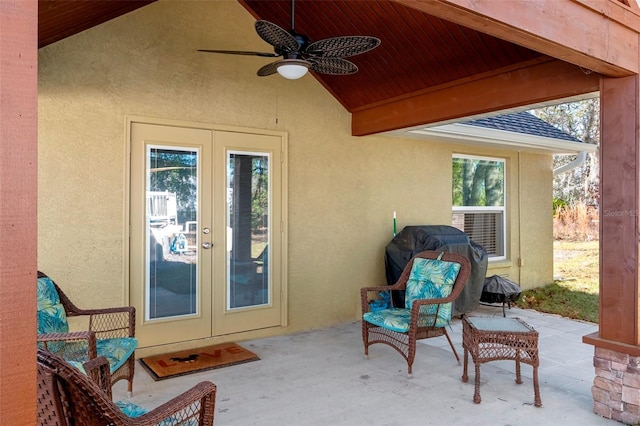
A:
[461, 316, 541, 407]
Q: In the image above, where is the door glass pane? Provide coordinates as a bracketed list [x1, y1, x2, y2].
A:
[227, 151, 270, 309]
[146, 146, 199, 319]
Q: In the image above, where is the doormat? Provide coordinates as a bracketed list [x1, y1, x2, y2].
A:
[139, 342, 260, 381]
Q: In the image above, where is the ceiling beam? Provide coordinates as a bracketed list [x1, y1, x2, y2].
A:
[352, 59, 599, 136]
[393, 0, 640, 77]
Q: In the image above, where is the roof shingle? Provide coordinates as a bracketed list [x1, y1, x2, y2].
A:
[464, 111, 583, 143]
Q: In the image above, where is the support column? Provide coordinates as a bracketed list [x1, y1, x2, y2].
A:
[0, 0, 38, 423]
[583, 75, 640, 424]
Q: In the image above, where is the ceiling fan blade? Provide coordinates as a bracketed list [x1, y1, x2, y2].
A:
[257, 61, 280, 77]
[197, 49, 279, 58]
[308, 57, 358, 75]
[305, 36, 381, 58]
[255, 20, 299, 53]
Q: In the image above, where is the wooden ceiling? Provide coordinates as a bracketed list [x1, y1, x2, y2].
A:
[38, 0, 618, 133]
[240, 0, 545, 112]
[38, 0, 155, 49]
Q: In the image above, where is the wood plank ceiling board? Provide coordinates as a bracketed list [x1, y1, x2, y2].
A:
[38, 0, 157, 48]
[240, 0, 546, 113]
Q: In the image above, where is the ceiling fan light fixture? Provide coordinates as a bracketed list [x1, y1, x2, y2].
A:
[199, 1, 380, 79]
[276, 59, 310, 79]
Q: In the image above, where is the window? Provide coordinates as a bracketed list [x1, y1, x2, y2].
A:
[452, 155, 506, 260]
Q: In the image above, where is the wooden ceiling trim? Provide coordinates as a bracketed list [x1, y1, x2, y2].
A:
[351, 59, 600, 136]
[394, 0, 639, 77]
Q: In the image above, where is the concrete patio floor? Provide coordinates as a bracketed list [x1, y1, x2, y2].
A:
[113, 305, 615, 425]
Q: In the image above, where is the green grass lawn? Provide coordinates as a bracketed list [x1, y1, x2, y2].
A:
[516, 240, 599, 323]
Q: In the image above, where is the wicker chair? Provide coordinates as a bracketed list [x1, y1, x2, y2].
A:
[37, 271, 137, 395]
[37, 349, 217, 426]
[361, 250, 471, 375]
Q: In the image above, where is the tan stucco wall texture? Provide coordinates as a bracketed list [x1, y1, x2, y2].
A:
[38, 0, 552, 347]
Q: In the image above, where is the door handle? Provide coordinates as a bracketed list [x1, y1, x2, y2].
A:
[202, 242, 212, 249]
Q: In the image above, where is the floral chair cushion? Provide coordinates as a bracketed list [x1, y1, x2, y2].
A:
[46, 337, 138, 373]
[116, 400, 149, 417]
[115, 400, 199, 425]
[363, 308, 413, 332]
[363, 254, 461, 332]
[404, 256, 461, 327]
[97, 338, 138, 372]
[37, 277, 70, 335]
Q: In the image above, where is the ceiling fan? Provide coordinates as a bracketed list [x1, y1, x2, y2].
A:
[198, 0, 381, 80]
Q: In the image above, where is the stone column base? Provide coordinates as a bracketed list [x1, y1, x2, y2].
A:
[592, 347, 640, 424]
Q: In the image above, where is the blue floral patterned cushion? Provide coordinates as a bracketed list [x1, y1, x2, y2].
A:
[66, 360, 87, 374]
[363, 308, 412, 332]
[116, 400, 199, 425]
[37, 277, 69, 335]
[404, 256, 460, 327]
[363, 307, 449, 332]
[98, 338, 138, 372]
[47, 337, 138, 373]
[116, 400, 149, 417]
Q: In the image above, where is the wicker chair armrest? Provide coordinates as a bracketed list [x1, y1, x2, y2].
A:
[410, 297, 450, 309]
[67, 305, 134, 317]
[38, 331, 98, 359]
[38, 330, 96, 343]
[72, 306, 136, 338]
[360, 285, 392, 297]
[133, 381, 217, 425]
[360, 283, 403, 297]
[83, 356, 112, 399]
[360, 286, 395, 313]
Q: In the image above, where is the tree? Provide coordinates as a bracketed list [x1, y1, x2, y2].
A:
[149, 149, 198, 224]
[453, 157, 504, 207]
[529, 98, 600, 208]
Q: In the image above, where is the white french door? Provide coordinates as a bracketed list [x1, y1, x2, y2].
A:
[129, 122, 285, 347]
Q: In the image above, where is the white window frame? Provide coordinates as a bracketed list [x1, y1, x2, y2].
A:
[452, 154, 506, 261]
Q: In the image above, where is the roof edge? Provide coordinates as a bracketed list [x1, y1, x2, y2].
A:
[405, 123, 598, 154]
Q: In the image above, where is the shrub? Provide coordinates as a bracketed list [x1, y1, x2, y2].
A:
[553, 198, 568, 216]
[553, 201, 599, 241]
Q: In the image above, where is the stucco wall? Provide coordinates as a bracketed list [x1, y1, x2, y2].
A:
[38, 0, 552, 345]
[519, 152, 554, 287]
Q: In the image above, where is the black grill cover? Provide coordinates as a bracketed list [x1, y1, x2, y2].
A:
[481, 275, 521, 303]
[384, 225, 488, 316]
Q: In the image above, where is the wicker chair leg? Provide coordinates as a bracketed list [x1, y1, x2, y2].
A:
[362, 322, 370, 359]
[407, 337, 415, 377]
[130, 357, 136, 396]
[444, 328, 460, 364]
[461, 349, 469, 383]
